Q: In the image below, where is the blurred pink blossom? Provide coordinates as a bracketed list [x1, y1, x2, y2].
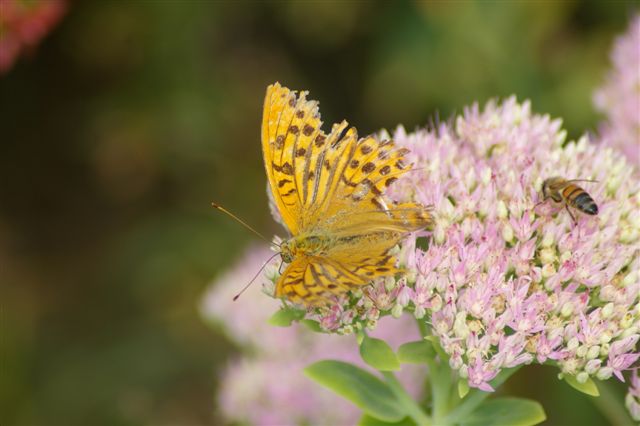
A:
[626, 370, 640, 421]
[201, 245, 426, 425]
[594, 14, 640, 166]
[0, 0, 66, 74]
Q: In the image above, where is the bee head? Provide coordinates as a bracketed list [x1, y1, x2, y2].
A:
[541, 179, 550, 198]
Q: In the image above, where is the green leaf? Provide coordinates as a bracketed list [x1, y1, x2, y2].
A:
[305, 360, 406, 422]
[397, 340, 436, 364]
[458, 379, 470, 398]
[358, 414, 416, 426]
[425, 335, 449, 360]
[563, 374, 600, 397]
[267, 306, 305, 327]
[360, 335, 401, 371]
[300, 319, 323, 333]
[461, 397, 546, 426]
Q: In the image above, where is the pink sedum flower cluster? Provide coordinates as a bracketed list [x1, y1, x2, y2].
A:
[594, 14, 640, 166]
[390, 97, 640, 392]
[271, 96, 640, 395]
[201, 245, 426, 426]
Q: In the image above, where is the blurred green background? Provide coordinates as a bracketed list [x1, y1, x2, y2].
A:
[1, 1, 636, 425]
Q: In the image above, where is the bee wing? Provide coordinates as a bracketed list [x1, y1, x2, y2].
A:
[566, 179, 598, 184]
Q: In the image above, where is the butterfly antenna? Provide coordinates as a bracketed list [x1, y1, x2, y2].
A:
[211, 202, 277, 246]
[233, 252, 280, 301]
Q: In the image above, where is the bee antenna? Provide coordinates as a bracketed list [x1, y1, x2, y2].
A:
[233, 252, 280, 301]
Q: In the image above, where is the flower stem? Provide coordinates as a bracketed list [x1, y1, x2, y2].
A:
[415, 317, 452, 423]
[382, 371, 432, 426]
[426, 357, 452, 423]
[593, 379, 634, 425]
[443, 367, 521, 424]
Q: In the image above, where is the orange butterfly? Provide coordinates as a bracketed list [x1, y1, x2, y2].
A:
[263, 83, 431, 306]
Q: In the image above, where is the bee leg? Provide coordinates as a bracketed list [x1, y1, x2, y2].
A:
[533, 195, 548, 210]
[566, 205, 577, 225]
[278, 260, 285, 274]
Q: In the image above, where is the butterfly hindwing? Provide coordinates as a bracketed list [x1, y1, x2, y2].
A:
[275, 255, 390, 306]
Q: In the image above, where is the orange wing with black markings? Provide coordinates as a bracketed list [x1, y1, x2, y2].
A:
[262, 83, 432, 306]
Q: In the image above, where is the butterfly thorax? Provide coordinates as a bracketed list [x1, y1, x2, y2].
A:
[280, 234, 331, 263]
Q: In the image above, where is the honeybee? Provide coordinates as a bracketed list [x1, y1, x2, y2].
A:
[537, 177, 598, 223]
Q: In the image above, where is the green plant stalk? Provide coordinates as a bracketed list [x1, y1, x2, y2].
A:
[414, 316, 454, 422]
[593, 379, 634, 425]
[382, 371, 432, 426]
[443, 367, 521, 424]
[426, 357, 452, 423]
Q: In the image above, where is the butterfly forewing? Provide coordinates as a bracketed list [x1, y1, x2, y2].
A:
[262, 83, 432, 306]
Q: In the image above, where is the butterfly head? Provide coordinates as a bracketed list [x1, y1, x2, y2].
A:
[280, 239, 295, 263]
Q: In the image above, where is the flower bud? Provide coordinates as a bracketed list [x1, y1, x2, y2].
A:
[596, 367, 613, 380]
[599, 332, 612, 344]
[454, 311, 470, 339]
[576, 345, 588, 358]
[497, 200, 508, 219]
[459, 364, 469, 379]
[599, 285, 616, 301]
[434, 224, 446, 244]
[561, 302, 574, 318]
[602, 303, 615, 319]
[576, 372, 590, 384]
[555, 130, 567, 145]
[539, 248, 556, 264]
[607, 175, 621, 193]
[481, 167, 492, 185]
[623, 270, 638, 287]
[430, 294, 443, 312]
[619, 226, 638, 244]
[587, 345, 600, 360]
[542, 264, 556, 279]
[622, 325, 638, 339]
[340, 325, 354, 335]
[449, 354, 463, 370]
[414, 306, 426, 319]
[585, 359, 601, 374]
[567, 337, 579, 351]
[391, 304, 403, 318]
[385, 276, 396, 292]
[562, 358, 578, 375]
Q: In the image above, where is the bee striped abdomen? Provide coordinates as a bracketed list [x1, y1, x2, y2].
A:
[573, 192, 598, 215]
[563, 184, 598, 215]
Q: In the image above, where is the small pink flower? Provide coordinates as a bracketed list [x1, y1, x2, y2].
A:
[467, 358, 498, 392]
[608, 335, 640, 381]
